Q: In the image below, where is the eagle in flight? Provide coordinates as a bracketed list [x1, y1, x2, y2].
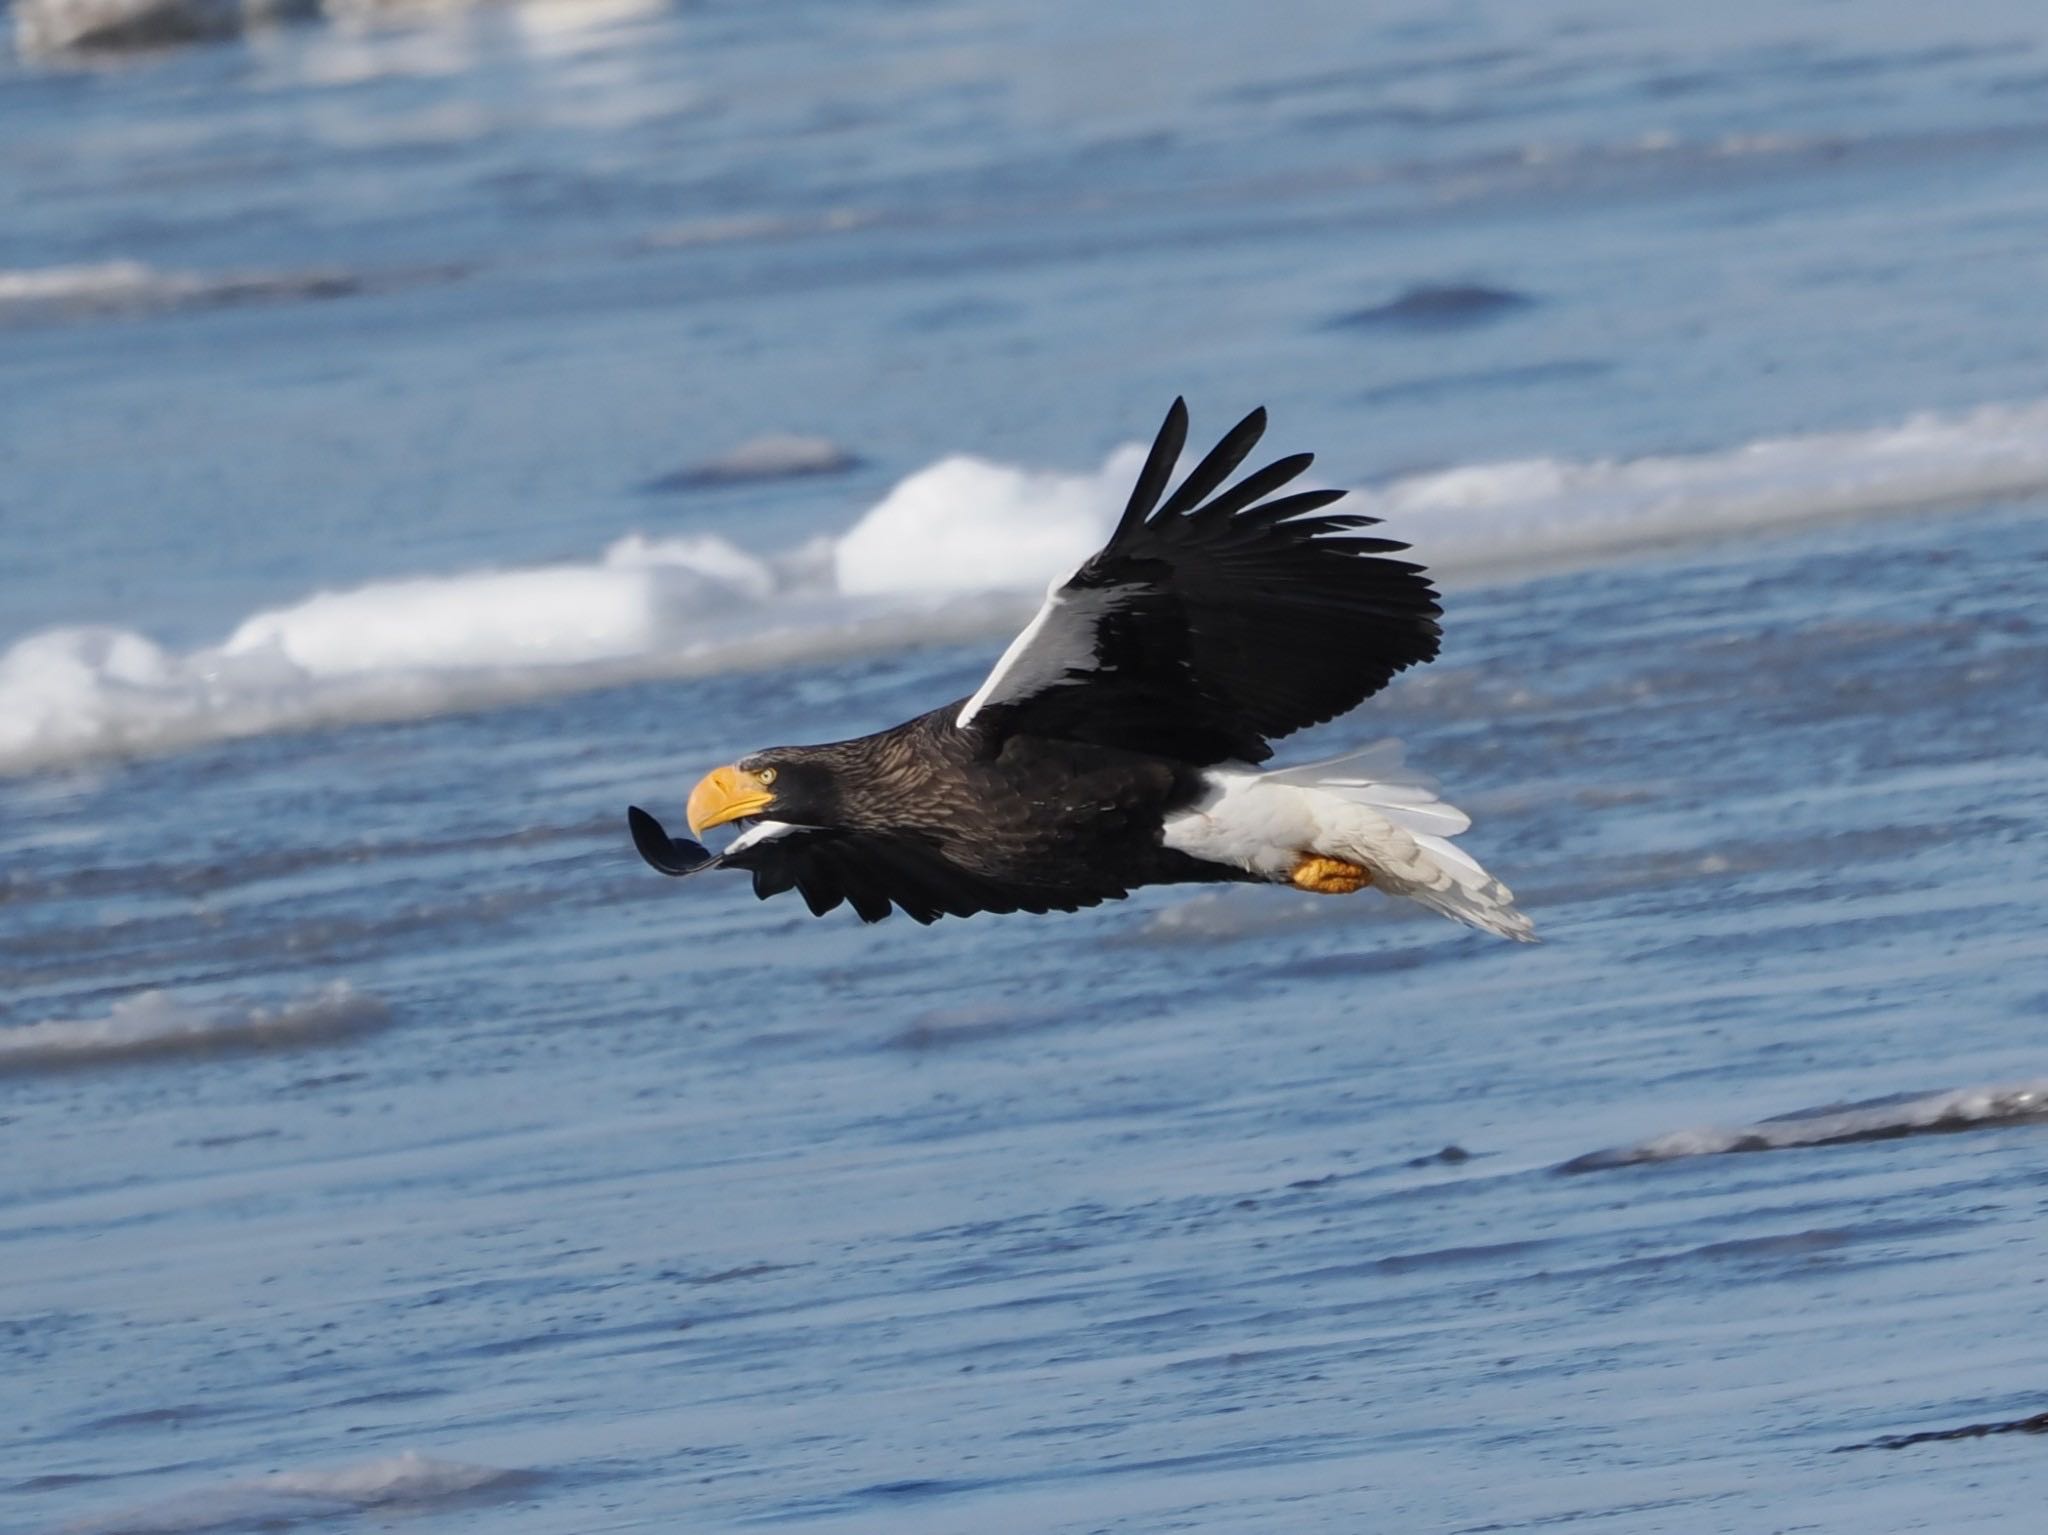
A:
[628, 400, 1531, 940]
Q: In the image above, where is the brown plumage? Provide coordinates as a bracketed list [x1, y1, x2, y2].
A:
[687, 711, 1232, 922]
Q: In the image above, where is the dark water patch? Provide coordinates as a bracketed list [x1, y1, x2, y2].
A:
[1357, 358, 1610, 405]
[1982, 69, 2048, 98]
[13, 1470, 101, 1493]
[1327, 283, 1536, 333]
[1408, 1143, 1473, 1167]
[1838, 1407, 2048, 1452]
[181, 1128, 286, 1150]
[324, 1386, 449, 1412]
[760, 1435, 1368, 1524]
[1223, 47, 1530, 104]
[1284, 942, 1441, 980]
[1560, 1079, 2048, 1172]
[886, 1004, 1071, 1052]
[1643, 1223, 1910, 1267]
[1284, 1238, 1549, 1286]
[688, 1262, 799, 1285]
[0, 814, 607, 909]
[861, 1478, 978, 1500]
[895, 294, 1022, 333]
[78, 1403, 219, 1433]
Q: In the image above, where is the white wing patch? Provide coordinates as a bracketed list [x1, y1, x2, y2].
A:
[955, 578, 1136, 729]
[727, 820, 801, 854]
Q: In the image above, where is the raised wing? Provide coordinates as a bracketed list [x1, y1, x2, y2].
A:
[627, 806, 1118, 924]
[957, 399, 1441, 765]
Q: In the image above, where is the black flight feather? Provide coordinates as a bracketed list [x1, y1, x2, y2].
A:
[1111, 396, 1188, 543]
[1156, 406, 1265, 520]
[972, 403, 1442, 765]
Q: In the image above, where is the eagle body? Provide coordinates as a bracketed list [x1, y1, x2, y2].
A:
[629, 400, 1533, 940]
[696, 706, 1243, 922]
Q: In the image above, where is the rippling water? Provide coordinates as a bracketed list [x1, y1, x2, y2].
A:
[4, 2, 2048, 1531]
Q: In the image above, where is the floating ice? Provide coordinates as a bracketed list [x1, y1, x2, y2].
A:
[8, 396, 2048, 775]
[0, 982, 389, 1073]
[1561, 1079, 2048, 1172]
[223, 534, 774, 677]
[0, 260, 355, 317]
[643, 433, 864, 492]
[1378, 396, 2048, 574]
[54, 1450, 522, 1535]
[14, 0, 608, 55]
[834, 443, 1149, 597]
[0, 260, 463, 322]
[12, 0, 304, 56]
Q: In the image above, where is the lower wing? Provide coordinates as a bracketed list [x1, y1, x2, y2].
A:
[627, 806, 1119, 924]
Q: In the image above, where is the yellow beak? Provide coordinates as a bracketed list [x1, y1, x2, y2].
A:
[686, 764, 777, 836]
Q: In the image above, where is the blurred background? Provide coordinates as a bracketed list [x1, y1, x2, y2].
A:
[3, 1, 2047, 1530]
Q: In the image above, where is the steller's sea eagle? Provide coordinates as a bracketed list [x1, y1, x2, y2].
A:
[627, 400, 1532, 940]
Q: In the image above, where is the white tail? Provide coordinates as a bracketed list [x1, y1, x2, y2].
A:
[1165, 741, 1536, 942]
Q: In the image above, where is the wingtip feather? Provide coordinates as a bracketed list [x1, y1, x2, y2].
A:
[1114, 397, 1190, 539]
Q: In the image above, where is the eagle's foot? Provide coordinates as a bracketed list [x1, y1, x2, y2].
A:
[1290, 854, 1373, 895]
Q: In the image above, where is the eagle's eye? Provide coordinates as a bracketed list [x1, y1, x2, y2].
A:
[758, 767, 778, 786]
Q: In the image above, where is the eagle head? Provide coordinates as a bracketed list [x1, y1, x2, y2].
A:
[686, 749, 843, 835]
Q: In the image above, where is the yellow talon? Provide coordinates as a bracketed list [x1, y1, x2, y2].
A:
[1290, 855, 1373, 895]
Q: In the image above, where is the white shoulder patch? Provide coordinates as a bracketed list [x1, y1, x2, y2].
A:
[955, 577, 1135, 729]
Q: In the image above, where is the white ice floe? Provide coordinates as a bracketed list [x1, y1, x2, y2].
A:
[223, 533, 774, 677]
[55, 1450, 520, 1535]
[1370, 397, 2048, 574]
[7, 396, 2048, 775]
[1561, 1079, 2048, 1172]
[0, 982, 388, 1073]
[834, 443, 1150, 597]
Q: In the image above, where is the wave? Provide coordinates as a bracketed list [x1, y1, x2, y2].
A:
[1560, 1079, 2048, 1172]
[7, 397, 2048, 775]
[0, 982, 388, 1073]
[53, 1451, 523, 1535]
[0, 260, 461, 324]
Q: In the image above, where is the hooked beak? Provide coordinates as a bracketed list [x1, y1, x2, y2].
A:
[686, 764, 776, 836]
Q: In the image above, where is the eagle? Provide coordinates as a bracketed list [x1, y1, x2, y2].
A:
[628, 400, 1531, 940]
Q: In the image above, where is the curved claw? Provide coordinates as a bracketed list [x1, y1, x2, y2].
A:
[627, 805, 719, 877]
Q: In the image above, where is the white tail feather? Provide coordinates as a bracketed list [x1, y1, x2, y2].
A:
[1162, 747, 1536, 942]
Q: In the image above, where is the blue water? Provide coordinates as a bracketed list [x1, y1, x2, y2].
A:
[4, 2, 2048, 1530]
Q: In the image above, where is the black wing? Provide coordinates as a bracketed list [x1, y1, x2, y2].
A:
[741, 825, 1122, 924]
[628, 806, 1117, 924]
[955, 399, 1441, 765]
